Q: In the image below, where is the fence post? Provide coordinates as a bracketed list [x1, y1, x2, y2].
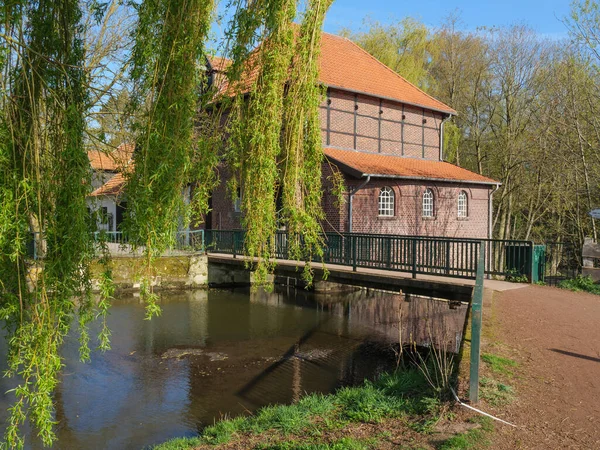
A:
[411, 239, 417, 278]
[528, 241, 535, 283]
[232, 231, 237, 259]
[352, 235, 357, 271]
[445, 241, 451, 275]
[469, 240, 486, 403]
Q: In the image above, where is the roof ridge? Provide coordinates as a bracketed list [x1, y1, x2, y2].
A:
[338, 36, 455, 114]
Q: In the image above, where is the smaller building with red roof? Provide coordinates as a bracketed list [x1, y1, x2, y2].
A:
[87, 143, 133, 232]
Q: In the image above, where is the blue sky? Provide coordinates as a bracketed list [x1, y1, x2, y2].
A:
[323, 0, 572, 39]
[210, 0, 572, 53]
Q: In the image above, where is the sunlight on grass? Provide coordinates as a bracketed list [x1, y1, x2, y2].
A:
[152, 367, 441, 449]
[481, 353, 518, 376]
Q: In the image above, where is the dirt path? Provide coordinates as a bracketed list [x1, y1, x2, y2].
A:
[486, 285, 600, 449]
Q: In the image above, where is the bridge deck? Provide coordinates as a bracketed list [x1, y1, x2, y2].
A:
[207, 253, 526, 301]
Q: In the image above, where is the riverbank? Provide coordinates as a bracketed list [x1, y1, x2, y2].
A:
[153, 363, 495, 450]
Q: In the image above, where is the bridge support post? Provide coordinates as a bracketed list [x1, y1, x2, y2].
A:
[411, 239, 417, 279]
[352, 235, 357, 271]
[469, 241, 485, 403]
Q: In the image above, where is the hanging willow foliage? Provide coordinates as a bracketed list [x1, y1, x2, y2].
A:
[0, 0, 96, 447]
[0, 0, 332, 446]
[228, 0, 299, 283]
[281, 0, 333, 281]
[126, 0, 216, 318]
[225, 0, 333, 285]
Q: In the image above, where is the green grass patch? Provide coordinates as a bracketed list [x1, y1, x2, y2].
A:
[439, 416, 494, 450]
[481, 353, 518, 376]
[202, 416, 249, 445]
[559, 275, 600, 295]
[479, 377, 515, 406]
[150, 436, 203, 450]
[255, 436, 375, 450]
[153, 367, 442, 449]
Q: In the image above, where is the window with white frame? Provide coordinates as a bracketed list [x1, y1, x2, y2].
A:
[458, 190, 468, 218]
[378, 187, 395, 216]
[423, 189, 434, 218]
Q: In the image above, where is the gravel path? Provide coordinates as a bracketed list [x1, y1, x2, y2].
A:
[488, 285, 600, 449]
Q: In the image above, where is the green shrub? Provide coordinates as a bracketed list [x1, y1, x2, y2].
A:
[559, 275, 600, 294]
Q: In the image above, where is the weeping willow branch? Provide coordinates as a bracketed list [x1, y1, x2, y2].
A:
[0, 1, 95, 447]
[281, 0, 333, 282]
[226, 0, 332, 285]
[0, 0, 334, 446]
[126, 0, 216, 318]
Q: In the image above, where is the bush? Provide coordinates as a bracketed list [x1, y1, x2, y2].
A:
[559, 275, 600, 294]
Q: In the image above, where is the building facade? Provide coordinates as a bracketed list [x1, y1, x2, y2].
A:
[204, 31, 499, 239]
[86, 144, 133, 232]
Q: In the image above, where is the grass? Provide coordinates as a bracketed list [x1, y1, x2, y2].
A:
[481, 353, 518, 377]
[559, 275, 600, 295]
[439, 416, 494, 450]
[151, 437, 203, 450]
[254, 437, 376, 450]
[152, 367, 440, 449]
[479, 377, 515, 406]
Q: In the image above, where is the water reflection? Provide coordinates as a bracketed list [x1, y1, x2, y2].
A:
[0, 287, 467, 450]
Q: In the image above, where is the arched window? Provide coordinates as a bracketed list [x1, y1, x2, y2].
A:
[423, 189, 434, 218]
[458, 191, 468, 218]
[378, 187, 395, 216]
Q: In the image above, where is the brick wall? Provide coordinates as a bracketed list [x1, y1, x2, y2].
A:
[193, 164, 243, 230]
[321, 163, 342, 232]
[203, 162, 490, 239]
[326, 169, 490, 238]
[320, 88, 444, 160]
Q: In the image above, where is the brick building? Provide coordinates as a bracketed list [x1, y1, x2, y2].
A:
[205, 31, 499, 239]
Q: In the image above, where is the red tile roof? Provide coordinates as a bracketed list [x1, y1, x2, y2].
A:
[207, 55, 232, 72]
[90, 173, 126, 197]
[88, 143, 134, 197]
[319, 33, 455, 114]
[88, 143, 134, 171]
[210, 31, 455, 114]
[324, 148, 498, 185]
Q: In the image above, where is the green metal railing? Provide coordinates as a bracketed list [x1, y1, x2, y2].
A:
[28, 227, 537, 281]
[204, 230, 534, 280]
[319, 232, 534, 278]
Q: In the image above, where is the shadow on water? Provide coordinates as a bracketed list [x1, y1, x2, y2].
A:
[0, 286, 468, 450]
